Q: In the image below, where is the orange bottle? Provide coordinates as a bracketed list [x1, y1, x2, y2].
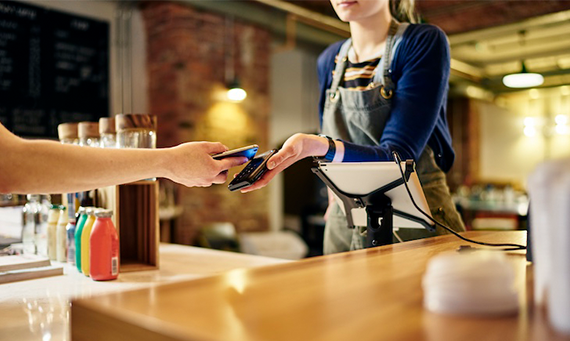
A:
[89, 209, 119, 281]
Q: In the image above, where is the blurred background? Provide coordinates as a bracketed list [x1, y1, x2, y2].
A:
[1, 0, 569, 258]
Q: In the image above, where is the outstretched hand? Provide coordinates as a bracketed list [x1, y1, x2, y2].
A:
[166, 142, 248, 188]
[240, 133, 329, 193]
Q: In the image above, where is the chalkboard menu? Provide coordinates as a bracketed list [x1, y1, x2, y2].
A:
[0, 1, 109, 138]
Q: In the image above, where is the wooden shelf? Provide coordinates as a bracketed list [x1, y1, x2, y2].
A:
[96, 181, 159, 272]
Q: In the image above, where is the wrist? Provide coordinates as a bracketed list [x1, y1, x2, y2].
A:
[157, 147, 175, 180]
[305, 134, 330, 158]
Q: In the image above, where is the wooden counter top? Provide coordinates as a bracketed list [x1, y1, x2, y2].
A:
[0, 244, 287, 341]
[71, 231, 570, 341]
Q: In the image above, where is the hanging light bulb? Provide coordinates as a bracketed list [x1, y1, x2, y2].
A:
[503, 30, 544, 89]
[502, 61, 544, 88]
[224, 17, 246, 103]
[226, 79, 247, 102]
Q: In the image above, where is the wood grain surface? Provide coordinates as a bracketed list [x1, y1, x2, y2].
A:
[71, 231, 570, 341]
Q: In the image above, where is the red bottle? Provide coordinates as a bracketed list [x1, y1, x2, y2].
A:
[89, 209, 120, 281]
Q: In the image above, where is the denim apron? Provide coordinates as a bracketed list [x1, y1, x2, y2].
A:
[321, 21, 465, 254]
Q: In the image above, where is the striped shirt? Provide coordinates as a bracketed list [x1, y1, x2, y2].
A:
[333, 55, 381, 90]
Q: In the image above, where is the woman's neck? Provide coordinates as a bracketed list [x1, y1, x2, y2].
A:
[349, 12, 393, 63]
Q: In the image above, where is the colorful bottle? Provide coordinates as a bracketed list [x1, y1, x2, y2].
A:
[56, 206, 68, 262]
[81, 208, 97, 276]
[46, 205, 60, 261]
[90, 209, 120, 281]
[74, 207, 90, 272]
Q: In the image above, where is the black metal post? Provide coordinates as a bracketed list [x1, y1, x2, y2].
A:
[365, 196, 393, 248]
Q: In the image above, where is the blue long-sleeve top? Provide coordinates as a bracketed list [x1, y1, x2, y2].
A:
[317, 24, 455, 173]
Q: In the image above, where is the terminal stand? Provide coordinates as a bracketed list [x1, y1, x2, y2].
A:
[312, 160, 434, 248]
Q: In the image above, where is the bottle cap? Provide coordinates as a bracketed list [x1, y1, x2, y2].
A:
[116, 114, 157, 131]
[85, 207, 97, 215]
[78, 122, 100, 138]
[58, 123, 79, 140]
[59, 205, 66, 211]
[26, 194, 40, 201]
[94, 209, 113, 218]
[77, 207, 86, 214]
[99, 117, 116, 134]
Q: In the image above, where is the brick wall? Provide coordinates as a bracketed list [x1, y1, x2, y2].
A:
[141, 2, 272, 244]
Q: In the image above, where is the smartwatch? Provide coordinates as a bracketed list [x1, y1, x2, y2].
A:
[313, 134, 336, 162]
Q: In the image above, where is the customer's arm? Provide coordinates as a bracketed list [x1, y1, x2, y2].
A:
[0, 123, 247, 194]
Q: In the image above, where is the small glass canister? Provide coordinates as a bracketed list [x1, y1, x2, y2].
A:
[99, 117, 117, 148]
[116, 114, 157, 149]
[58, 122, 79, 145]
[78, 122, 100, 147]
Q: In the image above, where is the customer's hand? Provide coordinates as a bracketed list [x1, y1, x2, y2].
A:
[166, 142, 247, 187]
[240, 133, 330, 193]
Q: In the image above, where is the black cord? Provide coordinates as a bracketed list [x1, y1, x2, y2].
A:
[392, 151, 526, 251]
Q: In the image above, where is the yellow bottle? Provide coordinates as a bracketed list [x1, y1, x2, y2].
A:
[81, 208, 97, 276]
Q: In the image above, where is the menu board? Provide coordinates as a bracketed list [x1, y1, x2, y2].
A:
[0, 1, 109, 138]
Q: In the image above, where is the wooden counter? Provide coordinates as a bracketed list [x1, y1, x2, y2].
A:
[0, 244, 287, 341]
[71, 231, 570, 341]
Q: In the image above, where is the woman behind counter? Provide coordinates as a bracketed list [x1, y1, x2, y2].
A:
[243, 0, 465, 253]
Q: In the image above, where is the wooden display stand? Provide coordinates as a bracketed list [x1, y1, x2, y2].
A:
[96, 180, 159, 272]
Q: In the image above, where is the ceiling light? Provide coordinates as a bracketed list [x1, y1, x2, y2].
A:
[502, 61, 544, 88]
[227, 80, 247, 102]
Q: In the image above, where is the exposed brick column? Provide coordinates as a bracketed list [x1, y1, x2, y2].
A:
[141, 2, 271, 244]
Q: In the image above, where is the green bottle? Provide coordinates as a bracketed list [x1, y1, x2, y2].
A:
[74, 207, 90, 272]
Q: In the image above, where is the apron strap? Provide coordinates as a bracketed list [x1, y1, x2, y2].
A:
[374, 21, 409, 91]
[329, 38, 352, 94]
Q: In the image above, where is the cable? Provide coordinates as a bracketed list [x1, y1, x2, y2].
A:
[392, 151, 526, 251]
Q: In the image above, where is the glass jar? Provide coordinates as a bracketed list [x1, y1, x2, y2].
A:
[78, 122, 100, 147]
[99, 117, 116, 148]
[57, 122, 79, 145]
[58, 122, 81, 219]
[116, 114, 157, 149]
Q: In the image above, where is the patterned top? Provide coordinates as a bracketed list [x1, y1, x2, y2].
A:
[317, 24, 455, 172]
[333, 55, 381, 90]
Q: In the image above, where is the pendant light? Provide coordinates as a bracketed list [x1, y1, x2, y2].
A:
[225, 17, 247, 102]
[502, 30, 544, 89]
[502, 61, 544, 88]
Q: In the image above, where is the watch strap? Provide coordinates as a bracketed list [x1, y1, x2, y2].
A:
[314, 134, 336, 162]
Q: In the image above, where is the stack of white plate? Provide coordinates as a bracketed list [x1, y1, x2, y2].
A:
[422, 251, 519, 315]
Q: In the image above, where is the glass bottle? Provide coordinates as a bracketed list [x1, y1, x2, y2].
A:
[56, 205, 68, 262]
[22, 195, 50, 256]
[81, 208, 97, 276]
[46, 205, 60, 261]
[22, 195, 40, 255]
[36, 195, 51, 257]
[75, 207, 91, 272]
[66, 219, 77, 265]
[90, 209, 120, 281]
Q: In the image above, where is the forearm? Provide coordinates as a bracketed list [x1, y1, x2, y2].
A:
[1, 138, 170, 194]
